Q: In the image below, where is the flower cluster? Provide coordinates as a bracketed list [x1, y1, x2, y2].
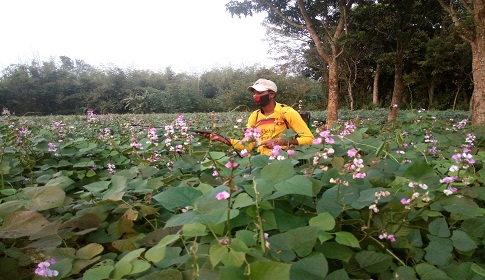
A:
[447, 118, 469, 131]
[378, 231, 396, 242]
[342, 148, 366, 179]
[98, 128, 113, 141]
[451, 148, 475, 169]
[35, 259, 59, 277]
[400, 182, 431, 209]
[368, 190, 391, 213]
[146, 127, 159, 146]
[225, 158, 239, 170]
[269, 145, 285, 160]
[312, 148, 335, 166]
[107, 163, 116, 174]
[241, 127, 261, 144]
[338, 121, 357, 139]
[163, 115, 194, 153]
[313, 130, 335, 145]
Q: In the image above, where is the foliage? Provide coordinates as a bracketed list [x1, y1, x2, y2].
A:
[1, 108, 484, 279]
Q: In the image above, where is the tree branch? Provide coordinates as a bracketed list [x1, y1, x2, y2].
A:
[438, 0, 474, 43]
[262, 0, 306, 29]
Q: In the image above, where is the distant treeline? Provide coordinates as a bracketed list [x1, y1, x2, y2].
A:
[0, 53, 472, 116]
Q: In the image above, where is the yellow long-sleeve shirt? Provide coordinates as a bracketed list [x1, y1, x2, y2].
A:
[230, 103, 314, 155]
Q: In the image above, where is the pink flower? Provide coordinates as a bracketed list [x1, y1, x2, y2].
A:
[225, 161, 239, 169]
[312, 138, 323, 144]
[387, 235, 396, 242]
[401, 198, 411, 205]
[287, 149, 295, 155]
[216, 191, 230, 200]
[347, 148, 358, 157]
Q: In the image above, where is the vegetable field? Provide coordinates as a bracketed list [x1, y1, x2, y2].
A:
[1, 108, 485, 280]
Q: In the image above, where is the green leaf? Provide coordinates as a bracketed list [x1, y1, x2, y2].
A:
[316, 185, 360, 217]
[232, 193, 254, 209]
[471, 263, 485, 276]
[415, 263, 452, 280]
[219, 267, 247, 280]
[145, 245, 166, 263]
[22, 186, 66, 211]
[268, 226, 319, 258]
[83, 181, 111, 193]
[0, 210, 50, 238]
[249, 260, 291, 280]
[111, 261, 132, 279]
[165, 211, 200, 227]
[424, 235, 453, 266]
[394, 266, 418, 280]
[119, 248, 145, 262]
[334, 231, 360, 248]
[441, 196, 479, 219]
[354, 250, 392, 273]
[209, 244, 228, 267]
[152, 187, 202, 211]
[44, 176, 75, 189]
[129, 259, 151, 274]
[137, 269, 183, 280]
[319, 242, 354, 262]
[83, 265, 114, 280]
[309, 212, 335, 231]
[261, 160, 295, 184]
[274, 175, 313, 196]
[451, 230, 477, 251]
[182, 223, 207, 237]
[221, 250, 246, 267]
[290, 253, 328, 280]
[428, 218, 450, 238]
[324, 269, 350, 280]
[76, 243, 104, 260]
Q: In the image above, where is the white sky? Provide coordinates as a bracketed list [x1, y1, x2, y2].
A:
[0, 0, 274, 73]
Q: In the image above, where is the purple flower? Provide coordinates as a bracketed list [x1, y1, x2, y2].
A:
[34, 259, 59, 277]
[347, 148, 358, 157]
[216, 191, 230, 200]
[401, 198, 411, 205]
[225, 161, 239, 169]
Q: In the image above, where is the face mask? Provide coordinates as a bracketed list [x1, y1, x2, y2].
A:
[253, 93, 271, 107]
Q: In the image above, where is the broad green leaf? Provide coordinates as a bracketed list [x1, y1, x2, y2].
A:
[309, 212, 335, 231]
[219, 267, 246, 280]
[394, 266, 418, 280]
[451, 230, 477, 251]
[111, 261, 132, 279]
[249, 260, 291, 280]
[22, 186, 65, 211]
[145, 245, 167, 263]
[221, 250, 245, 267]
[415, 263, 452, 280]
[428, 218, 450, 238]
[403, 161, 435, 182]
[82, 265, 114, 280]
[182, 223, 207, 237]
[152, 187, 202, 211]
[165, 211, 200, 227]
[44, 176, 75, 189]
[354, 250, 392, 273]
[102, 175, 127, 200]
[268, 226, 319, 257]
[319, 242, 354, 261]
[129, 259, 151, 274]
[119, 248, 145, 262]
[76, 243, 104, 260]
[324, 269, 350, 280]
[209, 244, 228, 267]
[274, 175, 313, 196]
[261, 160, 295, 184]
[137, 269, 183, 280]
[316, 185, 360, 217]
[471, 263, 485, 276]
[49, 258, 73, 279]
[441, 196, 479, 219]
[232, 193, 254, 209]
[424, 235, 453, 266]
[0, 210, 49, 238]
[352, 187, 390, 209]
[273, 208, 307, 232]
[290, 253, 328, 280]
[83, 181, 111, 193]
[334, 231, 360, 248]
[73, 160, 95, 168]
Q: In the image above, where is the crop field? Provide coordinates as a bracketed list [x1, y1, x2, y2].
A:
[1, 108, 485, 279]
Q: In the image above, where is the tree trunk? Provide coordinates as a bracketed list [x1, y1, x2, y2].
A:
[373, 63, 380, 105]
[428, 77, 435, 109]
[471, 0, 485, 125]
[327, 59, 339, 127]
[388, 42, 404, 123]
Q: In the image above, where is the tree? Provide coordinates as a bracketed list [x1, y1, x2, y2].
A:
[227, 0, 355, 127]
[438, 0, 485, 124]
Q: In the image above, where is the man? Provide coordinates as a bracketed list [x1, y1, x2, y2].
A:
[201, 78, 314, 156]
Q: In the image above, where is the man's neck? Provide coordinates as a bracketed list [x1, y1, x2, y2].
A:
[260, 101, 276, 116]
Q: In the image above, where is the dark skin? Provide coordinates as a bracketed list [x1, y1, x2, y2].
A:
[199, 89, 300, 149]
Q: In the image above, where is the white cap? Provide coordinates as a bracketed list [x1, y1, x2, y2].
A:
[247, 78, 277, 93]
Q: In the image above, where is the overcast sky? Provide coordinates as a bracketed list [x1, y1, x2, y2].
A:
[1, 0, 273, 73]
